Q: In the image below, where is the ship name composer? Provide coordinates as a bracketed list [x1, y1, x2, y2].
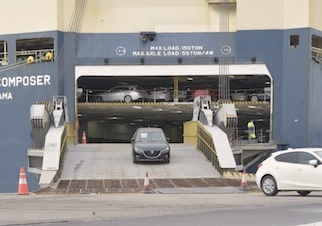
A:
[0, 75, 51, 87]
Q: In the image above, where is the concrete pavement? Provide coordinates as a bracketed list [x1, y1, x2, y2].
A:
[1, 191, 322, 225]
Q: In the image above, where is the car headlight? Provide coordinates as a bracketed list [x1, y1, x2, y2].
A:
[162, 147, 170, 152]
[134, 147, 143, 153]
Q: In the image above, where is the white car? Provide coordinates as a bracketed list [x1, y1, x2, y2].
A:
[256, 148, 322, 196]
[149, 87, 171, 102]
[250, 87, 271, 102]
[94, 85, 148, 103]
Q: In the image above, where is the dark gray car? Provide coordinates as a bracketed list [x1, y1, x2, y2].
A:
[131, 127, 170, 163]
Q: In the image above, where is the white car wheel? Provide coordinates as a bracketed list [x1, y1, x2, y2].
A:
[95, 96, 103, 102]
[261, 175, 278, 196]
[251, 95, 259, 102]
[124, 95, 132, 103]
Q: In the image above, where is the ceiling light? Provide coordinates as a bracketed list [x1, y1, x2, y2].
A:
[248, 105, 256, 109]
[133, 106, 142, 109]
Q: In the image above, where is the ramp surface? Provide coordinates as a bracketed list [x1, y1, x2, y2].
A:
[60, 143, 221, 180]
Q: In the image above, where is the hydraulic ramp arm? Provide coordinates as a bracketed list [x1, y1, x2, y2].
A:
[27, 96, 69, 188]
[192, 96, 236, 169]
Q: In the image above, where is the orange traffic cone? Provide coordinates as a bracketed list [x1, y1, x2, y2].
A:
[141, 172, 153, 194]
[18, 167, 29, 195]
[238, 169, 249, 191]
[82, 131, 87, 144]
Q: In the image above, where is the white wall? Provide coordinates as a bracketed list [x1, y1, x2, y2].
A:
[236, 0, 317, 30]
[0, 0, 58, 35]
[309, 0, 322, 31]
[1, 0, 321, 35]
[237, 0, 309, 30]
[80, 0, 236, 33]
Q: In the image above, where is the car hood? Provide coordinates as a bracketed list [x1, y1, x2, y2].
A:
[134, 142, 169, 151]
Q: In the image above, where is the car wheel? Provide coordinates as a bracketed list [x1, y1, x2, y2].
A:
[124, 95, 132, 103]
[297, 191, 311, 196]
[133, 154, 138, 163]
[250, 95, 259, 102]
[95, 96, 103, 102]
[261, 175, 278, 196]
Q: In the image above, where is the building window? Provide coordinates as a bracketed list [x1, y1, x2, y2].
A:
[312, 35, 322, 63]
[16, 38, 54, 63]
[0, 41, 8, 66]
[290, 35, 299, 47]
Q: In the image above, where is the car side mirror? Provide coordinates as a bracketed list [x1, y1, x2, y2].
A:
[309, 159, 319, 167]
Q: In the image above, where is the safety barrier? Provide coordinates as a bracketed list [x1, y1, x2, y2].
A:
[196, 122, 233, 175]
[78, 100, 269, 107]
[185, 120, 237, 175]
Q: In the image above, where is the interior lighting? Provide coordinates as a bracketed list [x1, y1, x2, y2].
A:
[133, 106, 142, 109]
[248, 105, 256, 109]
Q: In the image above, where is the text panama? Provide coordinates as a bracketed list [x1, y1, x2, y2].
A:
[0, 75, 50, 87]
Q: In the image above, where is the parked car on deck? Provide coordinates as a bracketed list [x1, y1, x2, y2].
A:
[192, 88, 217, 101]
[250, 87, 271, 102]
[167, 87, 188, 102]
[256, 148, 322, 196]
[131, 127, 170, 163]
[94, 85, 148, 103]
[149, 87, 171, 102]
[231, 91, 248, 101]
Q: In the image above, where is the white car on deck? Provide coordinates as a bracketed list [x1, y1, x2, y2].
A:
[256, 148, 322, 196]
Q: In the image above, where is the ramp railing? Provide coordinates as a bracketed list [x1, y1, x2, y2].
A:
[184, 121, 236, 175]
[197, 122, 222, 174]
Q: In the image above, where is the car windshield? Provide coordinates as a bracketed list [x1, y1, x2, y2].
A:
[313, 150, 322, 159]
[136, 132, 166, 142]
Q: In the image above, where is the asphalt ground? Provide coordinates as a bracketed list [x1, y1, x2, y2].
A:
[1, 191, 322, 226]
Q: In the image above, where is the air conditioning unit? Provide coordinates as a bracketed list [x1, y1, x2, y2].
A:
[206, 0, 236, 4]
